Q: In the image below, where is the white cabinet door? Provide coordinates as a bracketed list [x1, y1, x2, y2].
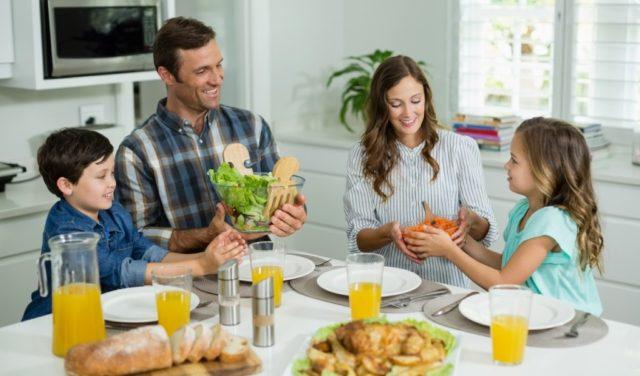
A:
[0, 0, 14, 78]
[0, 251, 39, 326]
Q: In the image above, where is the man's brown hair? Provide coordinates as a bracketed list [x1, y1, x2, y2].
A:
[37, 128, 113, 198]
[153, 17, 216, 80]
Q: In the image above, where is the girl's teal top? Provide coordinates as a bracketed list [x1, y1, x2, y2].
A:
[501, 199, 602, 315]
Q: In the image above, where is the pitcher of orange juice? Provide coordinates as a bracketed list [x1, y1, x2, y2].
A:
[37, 232, 106, 357]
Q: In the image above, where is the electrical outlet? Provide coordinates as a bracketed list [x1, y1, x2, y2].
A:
[79, 104, 105, 126]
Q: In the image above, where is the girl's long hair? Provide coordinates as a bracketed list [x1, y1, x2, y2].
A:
[362, 55, 441, 200]
[517, 117, 604, 272]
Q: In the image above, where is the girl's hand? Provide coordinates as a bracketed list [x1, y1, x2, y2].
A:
[406, 225, 458, 259]
[451, 207, 474, 247]
[203, 229, 246, 271]
[385, 222, 421, 264]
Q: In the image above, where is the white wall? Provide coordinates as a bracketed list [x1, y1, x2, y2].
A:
[268, 0, 451, 133]
[138, 0, 247, 122]
[0, 85, 118, 177]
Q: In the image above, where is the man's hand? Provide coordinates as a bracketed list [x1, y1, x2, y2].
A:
[207, 203, 231, 239]
[269, 194, 307, 237]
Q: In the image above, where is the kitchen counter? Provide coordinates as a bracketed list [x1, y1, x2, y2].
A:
[0, 178, 56, 220]
[277, 127, 640, 187]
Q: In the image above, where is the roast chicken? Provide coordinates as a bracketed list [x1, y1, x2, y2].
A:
[302, 321, 447, 376]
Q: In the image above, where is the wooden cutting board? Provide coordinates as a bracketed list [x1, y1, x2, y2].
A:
[144, 349, 261, 376]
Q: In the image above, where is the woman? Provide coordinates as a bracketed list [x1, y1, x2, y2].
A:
[343, 55, 497, 287]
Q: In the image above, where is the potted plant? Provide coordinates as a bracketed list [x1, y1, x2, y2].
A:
[326, 49, 426, 133]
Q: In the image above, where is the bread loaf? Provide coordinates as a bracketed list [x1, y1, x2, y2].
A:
[219, 335, 249, 364]
[186, 323, 212, 363]
[65, 325, 172, 376]
[170, 325, 195, 365]
[204, 324, 228, 361]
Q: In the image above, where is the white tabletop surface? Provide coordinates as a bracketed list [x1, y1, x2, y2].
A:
[1, 268, 640, 375]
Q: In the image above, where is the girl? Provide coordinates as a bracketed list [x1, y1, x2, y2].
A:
[344, 55, 498, 287]
[414, 117, 603, 315]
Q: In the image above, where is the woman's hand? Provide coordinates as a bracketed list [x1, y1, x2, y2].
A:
[405, 225, 459, 259]
[450, 207, 474, 247]
[384, 222, 421, 264]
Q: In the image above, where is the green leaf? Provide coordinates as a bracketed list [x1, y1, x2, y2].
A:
[326, 63, 368, 87]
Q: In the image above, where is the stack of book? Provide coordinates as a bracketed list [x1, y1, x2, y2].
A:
[452, 114, 520, 151]
[575, 123, 611, 161]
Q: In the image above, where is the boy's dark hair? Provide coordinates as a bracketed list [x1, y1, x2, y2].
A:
[153, 17, 216, 80]
[37, 128, 113, 198]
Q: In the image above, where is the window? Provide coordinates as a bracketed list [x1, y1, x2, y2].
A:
[457, 0, 640, 129]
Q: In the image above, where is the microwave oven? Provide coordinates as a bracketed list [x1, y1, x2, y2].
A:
[41, 0, 162, 78]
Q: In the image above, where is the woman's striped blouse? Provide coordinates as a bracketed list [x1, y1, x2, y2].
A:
[343, 129, 498, 287]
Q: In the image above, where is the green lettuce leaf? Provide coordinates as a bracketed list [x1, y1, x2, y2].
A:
[208, 163, 277, 230]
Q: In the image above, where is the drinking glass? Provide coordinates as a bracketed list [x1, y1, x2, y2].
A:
[346, 253, 384, 320]
[152, 265, 192, 336]
[38, 232, 106, 357]
[489, 284, 533, 365]
[249, 241, 285, 307]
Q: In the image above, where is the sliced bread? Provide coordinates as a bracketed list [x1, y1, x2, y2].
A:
[204, 324, 228, 361]
[187, 324, 213, 363]
[170, 325, 195, 365]
[219, 335, 249, 364]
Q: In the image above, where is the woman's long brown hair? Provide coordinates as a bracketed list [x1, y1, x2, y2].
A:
[517, 117, 604, 272]
[362, 55, 441, 200]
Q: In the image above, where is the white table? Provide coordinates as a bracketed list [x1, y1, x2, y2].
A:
[1, 269, 640, 375]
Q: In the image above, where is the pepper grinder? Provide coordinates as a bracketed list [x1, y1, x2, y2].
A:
[218, 260, 240, 326]
[252, 276, 274, 347]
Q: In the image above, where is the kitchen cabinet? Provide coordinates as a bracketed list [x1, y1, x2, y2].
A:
[0, 211, 49, 326]
[0, 179, 56, 326]
[278, 129, 640, 326]
[0, 0, 14, 78]
[0, 0, 170, 90]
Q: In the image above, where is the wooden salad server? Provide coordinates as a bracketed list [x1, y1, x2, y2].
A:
[422, 201, 435, 225]
[222, 143, 253, 175]
[263, 157, 300, 218]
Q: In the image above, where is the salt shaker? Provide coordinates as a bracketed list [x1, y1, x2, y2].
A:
[252, 277, 275, 347]
[218, 260, 240, 326]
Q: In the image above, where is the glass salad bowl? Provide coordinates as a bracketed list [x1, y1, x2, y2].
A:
[208, 163, 305, 233]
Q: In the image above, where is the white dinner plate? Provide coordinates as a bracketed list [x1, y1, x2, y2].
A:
[458, 292, 575, 330]
[101, 285, 199, 323]
[316, 266, 422, 297]
[238, 254, 316, 282]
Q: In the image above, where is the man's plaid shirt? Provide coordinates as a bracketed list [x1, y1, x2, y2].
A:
[115, 99, 279, 248]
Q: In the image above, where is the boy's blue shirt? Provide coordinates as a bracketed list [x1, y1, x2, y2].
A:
[22, 199, 168, 321]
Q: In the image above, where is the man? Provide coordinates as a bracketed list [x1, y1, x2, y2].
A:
[115, 17, 307, 252]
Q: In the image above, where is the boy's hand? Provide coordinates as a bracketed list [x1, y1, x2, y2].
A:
[203, 229, 246, 272]
[405, 225, 458, 259]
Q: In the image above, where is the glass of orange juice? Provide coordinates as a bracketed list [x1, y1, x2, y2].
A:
[489, 284, 533, 365]
[249, 241, 285, 307]
[37, 232, 106, 357]
[152, 265, 192, 336]
[346, 253, 384, 320]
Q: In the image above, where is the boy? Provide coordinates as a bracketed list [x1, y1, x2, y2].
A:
[22, 128, 245, 320]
